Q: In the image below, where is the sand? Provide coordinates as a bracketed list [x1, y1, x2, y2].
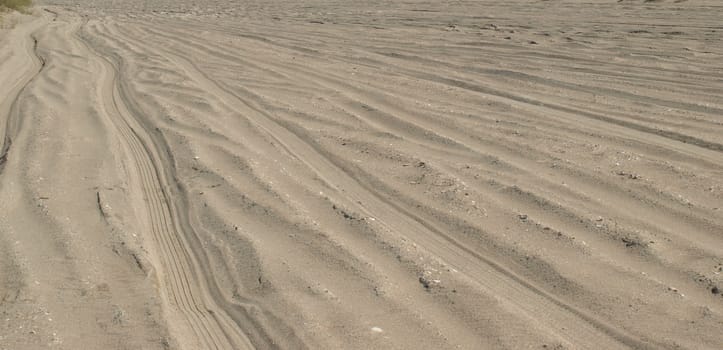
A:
[1, 0, 722, 349]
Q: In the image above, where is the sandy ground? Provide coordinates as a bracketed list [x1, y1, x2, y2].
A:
[1, 0, 722, 349]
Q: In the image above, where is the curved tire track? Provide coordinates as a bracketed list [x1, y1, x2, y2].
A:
[72, 20, 255, 350]
[79, 19, 307, 349]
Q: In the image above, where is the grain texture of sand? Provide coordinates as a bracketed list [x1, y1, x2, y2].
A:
[1, 1, 722, 349]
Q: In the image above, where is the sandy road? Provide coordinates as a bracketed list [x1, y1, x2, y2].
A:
[2, 1, 723, 349]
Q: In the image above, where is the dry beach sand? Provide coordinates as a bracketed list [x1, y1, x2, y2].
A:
[1, 0, 722, 349]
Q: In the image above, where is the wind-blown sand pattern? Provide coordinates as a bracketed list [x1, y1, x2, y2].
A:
[1, 1, 722, 349]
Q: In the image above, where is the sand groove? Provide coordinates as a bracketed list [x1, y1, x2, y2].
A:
[2, 1, 722, 349]
[0, 19, 46, 173]
[74, 20, 257, 350]
[161, 48, 654, 349]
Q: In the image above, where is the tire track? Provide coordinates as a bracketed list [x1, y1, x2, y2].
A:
[110, 15, 723, 315]
[129, 22, 723, 258]
[72, 20, 255, 350]
[103, 19, 700, 348]
[144, 17, 723, 151]
[94, 19, 720, 328]
[83, 16, 308, 350]
[147, 17, 723, 158]
[61, 5, 723, 348]
[79, 20, 313, 349]
[8, 2, 723, 349]
[150, 40, 659, 349]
